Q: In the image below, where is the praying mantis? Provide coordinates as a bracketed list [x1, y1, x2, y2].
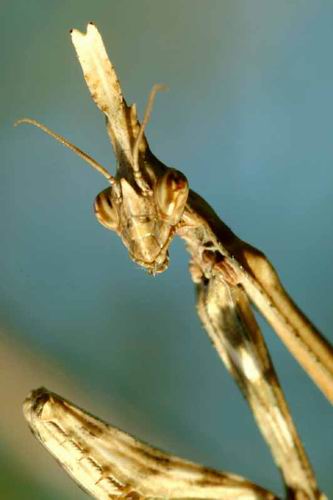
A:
[17, 24, 332, 499]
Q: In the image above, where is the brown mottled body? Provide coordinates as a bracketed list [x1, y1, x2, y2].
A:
[17, 23, 332, 499]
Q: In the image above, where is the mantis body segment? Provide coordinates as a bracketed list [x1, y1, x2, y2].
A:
[18, 23, 332, 499]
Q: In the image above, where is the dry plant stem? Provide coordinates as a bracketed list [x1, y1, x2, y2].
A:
[24, 387, 277, 500]
[18, 24, 332, 499]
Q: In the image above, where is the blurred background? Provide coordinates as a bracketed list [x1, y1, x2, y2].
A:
[1, 1, 333, 498]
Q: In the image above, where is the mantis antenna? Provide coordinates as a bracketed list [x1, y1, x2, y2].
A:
[132, 84, 167, 192]
[14, 118, 115, 184]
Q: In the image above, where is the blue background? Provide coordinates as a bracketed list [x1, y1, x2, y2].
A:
[1, 1, 332, 498]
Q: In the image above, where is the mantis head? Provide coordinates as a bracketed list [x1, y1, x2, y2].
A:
[15, 87, 188, 275]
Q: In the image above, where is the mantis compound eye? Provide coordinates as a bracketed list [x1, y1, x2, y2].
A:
[154, 168, 189, 225]
[94, 188, 119, 231]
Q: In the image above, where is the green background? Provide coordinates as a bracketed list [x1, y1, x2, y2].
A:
[1, 1, 332, 498]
